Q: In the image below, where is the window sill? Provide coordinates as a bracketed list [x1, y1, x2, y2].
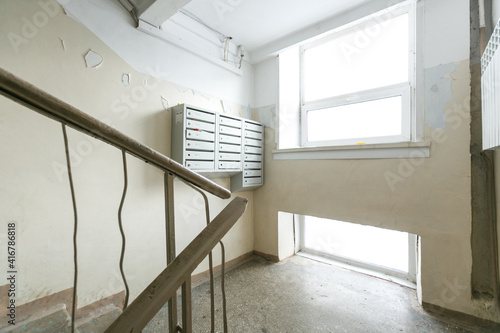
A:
[272, 141, 431, 160]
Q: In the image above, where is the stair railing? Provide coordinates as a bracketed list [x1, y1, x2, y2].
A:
[0, 67, 248, 332]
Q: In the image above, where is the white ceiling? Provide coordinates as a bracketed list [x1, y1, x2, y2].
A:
[178, 0, 373, 52]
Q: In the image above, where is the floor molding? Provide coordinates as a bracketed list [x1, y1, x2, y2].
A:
[253, 250, 280, 263]
[0, 285, 125, 329]
[422, 302, 500, 330]
[0, 251, 255, 328]
[191, 251, 255, 288]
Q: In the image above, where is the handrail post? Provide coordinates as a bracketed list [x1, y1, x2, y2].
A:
[165, 173, 178, 332]
[104, 197, 248, 333]
[182, 278, 192, 333]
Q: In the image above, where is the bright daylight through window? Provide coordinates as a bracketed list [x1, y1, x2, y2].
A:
[279, 3, 415, 148]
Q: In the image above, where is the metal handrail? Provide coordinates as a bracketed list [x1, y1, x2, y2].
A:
[104, 196, 248, 332]
[0, 67, 243, 332]
[0, 67, 231, 199]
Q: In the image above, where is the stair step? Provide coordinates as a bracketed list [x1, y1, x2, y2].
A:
[77, 307, 121, 333]
[0, 304, 122, 333]
[7, 309, 73, 333]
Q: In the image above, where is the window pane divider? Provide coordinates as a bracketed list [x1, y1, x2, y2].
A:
[302, 82, 410, 111]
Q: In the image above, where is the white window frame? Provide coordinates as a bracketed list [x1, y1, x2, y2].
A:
[299, 3, 416, 148]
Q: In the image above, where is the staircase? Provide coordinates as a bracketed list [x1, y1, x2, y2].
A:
[0, 67, 248, 332]
[0, 304, 121, 333]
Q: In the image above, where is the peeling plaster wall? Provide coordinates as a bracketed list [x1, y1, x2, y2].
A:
[56, 0, 254, 107]
[0, 1, 254, 308]
[252, 0, 482, 320]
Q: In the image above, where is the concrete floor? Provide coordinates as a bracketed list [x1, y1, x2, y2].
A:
[6, 255, 500, 332]
[145, 255, 500, 333]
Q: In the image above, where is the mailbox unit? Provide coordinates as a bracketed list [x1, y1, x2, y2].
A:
[170, 104, 264, 192]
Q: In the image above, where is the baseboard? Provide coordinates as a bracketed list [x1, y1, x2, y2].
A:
[253, 250, 280, 263]
[0, 250, 260, 327]
[0, 285, 124, 329]
[422, 302, 500, 331]
[0, 287, 74, 329]
[191, 251, 254, 288]
[76, 291, 125, 320]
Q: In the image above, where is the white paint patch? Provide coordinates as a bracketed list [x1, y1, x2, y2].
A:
[161, 96, 170, 110]
[59, 4, 80, 23]
[424, 0, 469, 68]
[192, 90, 210, 100]
[56, 0, 253, 105]
[493, 0, 500, 26]
[256, 104, 276, 128]
[220, 100, 231, 114]
[59, 37, 66, 50]
[84, 50, 103, 68]
[424, 63, 457, 129]
[173, 83, 191, 94]
[122, 73, 130, 86]
[240, 104, 253, 119]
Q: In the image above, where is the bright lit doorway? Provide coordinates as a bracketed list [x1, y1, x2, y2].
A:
[295, 215, 418, 286]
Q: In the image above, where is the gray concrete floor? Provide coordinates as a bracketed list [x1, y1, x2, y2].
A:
[146, 255, 500, 333]
[6, 255, 500, 332]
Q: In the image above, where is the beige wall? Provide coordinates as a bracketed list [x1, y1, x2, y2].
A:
[0, 0, 491, 323]
[252, 0, 485, 320]
[254, 59, 476, 319]
[0, 1, 253, 308]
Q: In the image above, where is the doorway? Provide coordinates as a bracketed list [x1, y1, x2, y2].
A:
[295, 215, 418, 285]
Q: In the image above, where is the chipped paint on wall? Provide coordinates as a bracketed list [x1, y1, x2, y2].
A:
[173, 83, 193, 94]
[161, 96, 170, 110]
[424, 63, 458, 129]
[255, 104, 276, 129]
[240, 104, 253, 119]
[220, 100, 231, 114]
[84, 49, 103, 68]
[122, 73, 130, 86]
[56, 0, 253, 106]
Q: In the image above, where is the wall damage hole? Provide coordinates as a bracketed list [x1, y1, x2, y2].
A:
[122, 73, 130, 86]
[85, 50, 103, 68]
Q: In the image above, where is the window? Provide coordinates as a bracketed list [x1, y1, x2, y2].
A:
[279, 2, 416, 149]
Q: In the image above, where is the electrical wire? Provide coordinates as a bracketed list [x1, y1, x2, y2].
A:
[118, 151, 130, 310]
[178, 8, 240, 68]
[179, 8, 229, 43]
[62, 124, 78, 333]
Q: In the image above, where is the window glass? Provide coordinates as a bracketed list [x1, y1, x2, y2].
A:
[303, 13, 409, 102]
[307, 96, 402, 142]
